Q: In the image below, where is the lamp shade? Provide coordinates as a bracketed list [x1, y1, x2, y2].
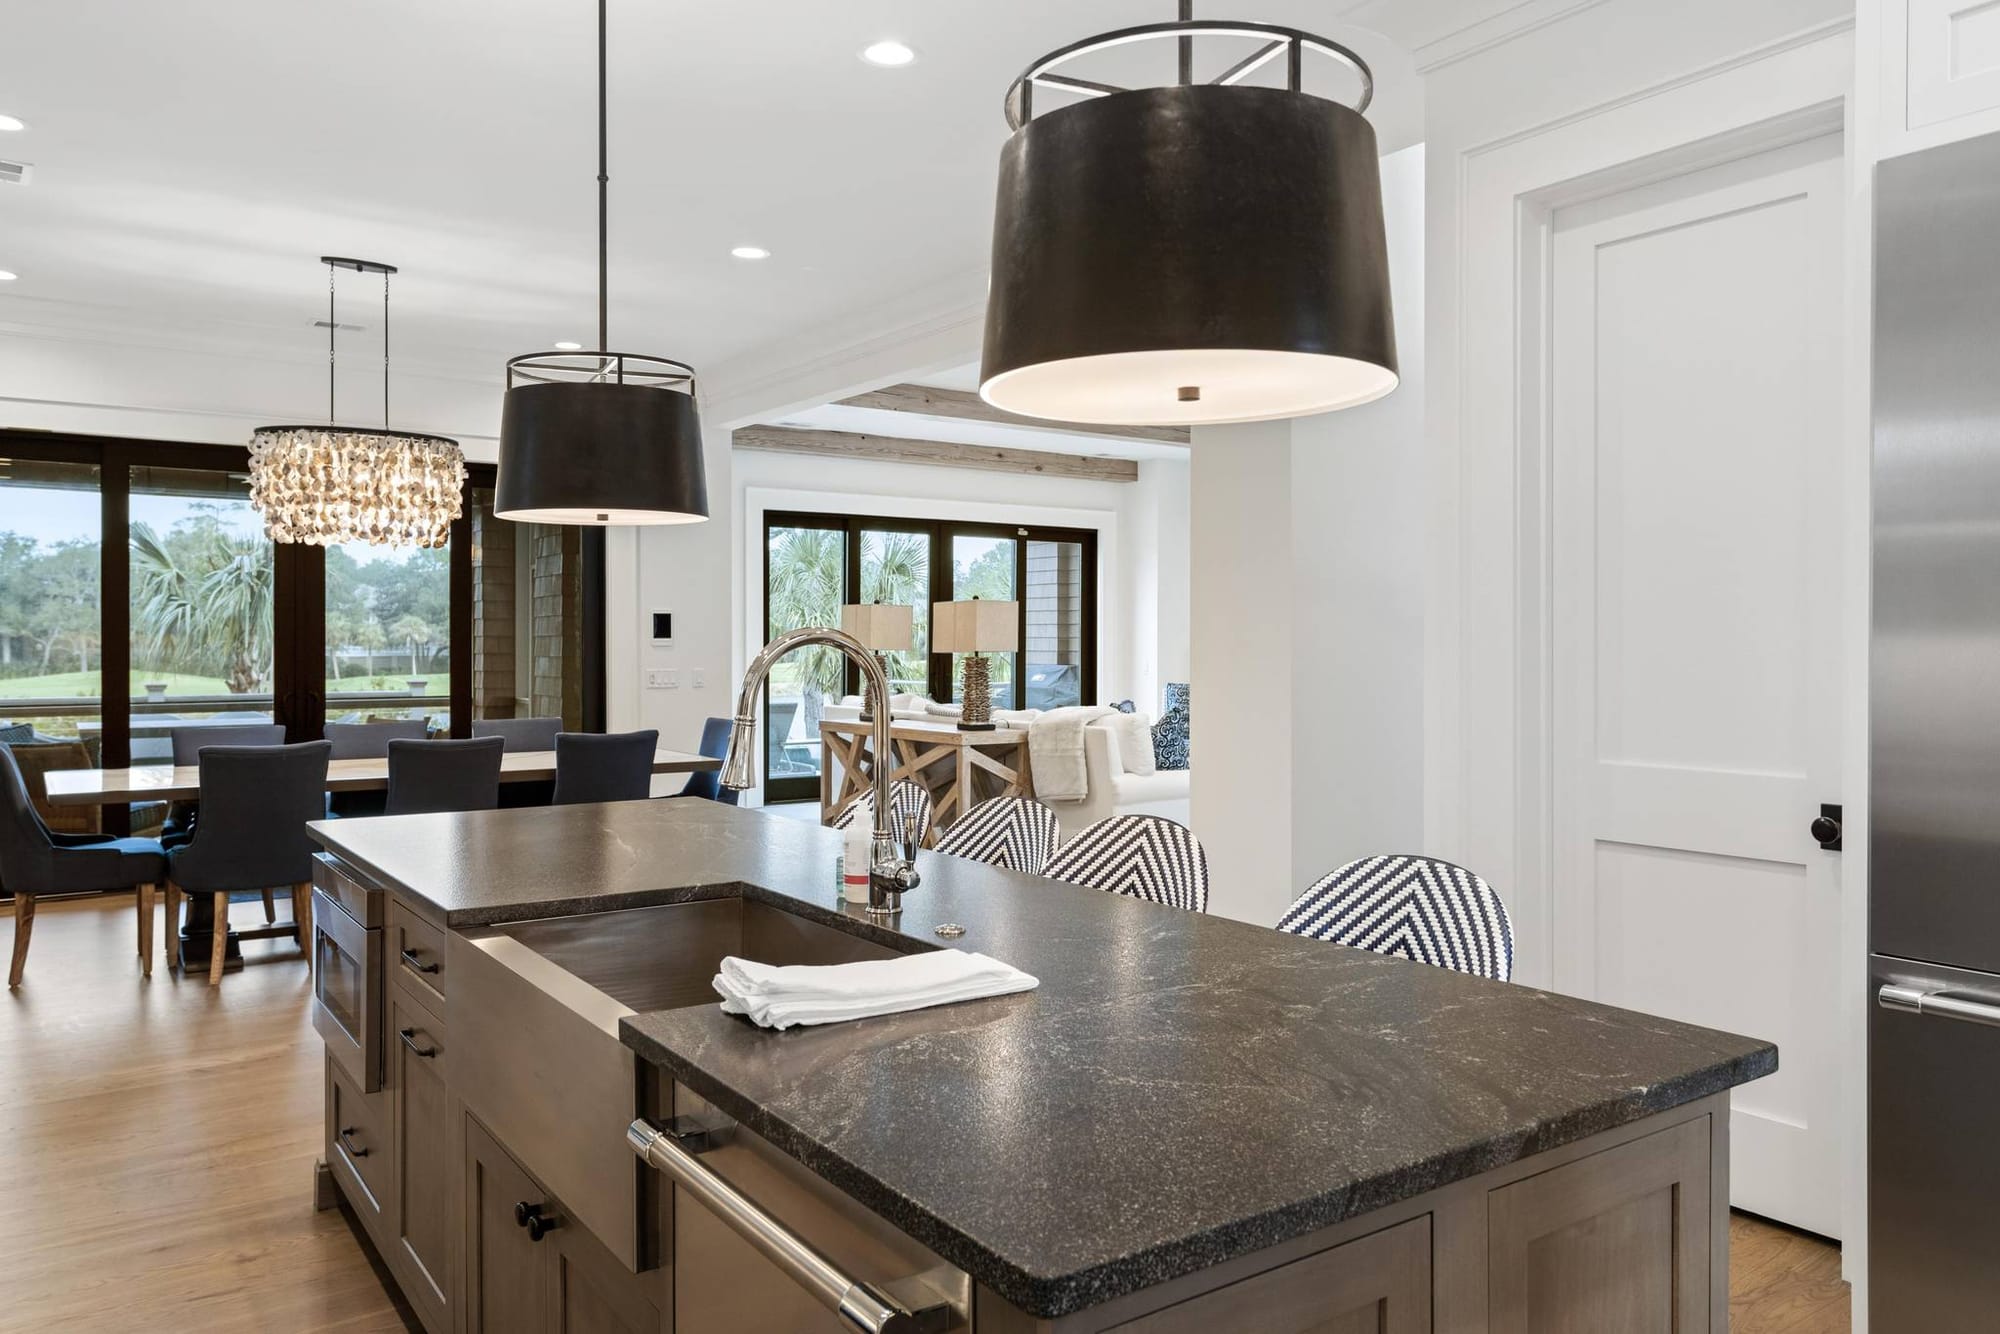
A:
[840, 602, 914, 653]
[494, 379, 709, 525]
[981, 83, 1397, 426]
[932, 599, 1020, 654]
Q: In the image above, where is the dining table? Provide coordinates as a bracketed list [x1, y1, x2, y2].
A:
[40, 747, 718, 806]
[41, 746, 721, 972]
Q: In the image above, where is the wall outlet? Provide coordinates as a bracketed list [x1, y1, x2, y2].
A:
[692, 669, 705, 689]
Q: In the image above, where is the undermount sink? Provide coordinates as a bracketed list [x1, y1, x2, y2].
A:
[485, 893, 922, 1015]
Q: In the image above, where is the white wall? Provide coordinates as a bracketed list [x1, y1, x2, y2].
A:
[1188, 145, 1427, 926]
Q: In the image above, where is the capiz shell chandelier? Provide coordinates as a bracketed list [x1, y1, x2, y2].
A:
[248, 427, 464, 548]
[981, 4, 1397, 426]
[250, 257, 465, 548]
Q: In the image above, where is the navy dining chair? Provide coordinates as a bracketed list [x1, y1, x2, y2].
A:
[551, 730, 659, 805]
[469, 717, 564, 753]
[165, 741, 331, 985]
[670, 718, 738, 805]
[384, 737, 504, 816]
[0, 743, 168, 986]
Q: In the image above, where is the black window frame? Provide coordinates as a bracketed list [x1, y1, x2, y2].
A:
[0, 429, 595, 828]
[761, 507, 1099, 803]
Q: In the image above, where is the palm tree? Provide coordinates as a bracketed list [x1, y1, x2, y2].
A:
[390, 614, 435, 676]
[354, 618, 388, 680]
[766, 528, 846, 728]
[130, 521, 274, 693]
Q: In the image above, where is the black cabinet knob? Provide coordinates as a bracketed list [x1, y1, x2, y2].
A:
[514, 1201, 560, 1242]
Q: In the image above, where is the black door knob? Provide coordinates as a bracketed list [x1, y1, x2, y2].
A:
[1810, 804, 1843, 851]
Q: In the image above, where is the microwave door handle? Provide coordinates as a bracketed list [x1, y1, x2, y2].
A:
[1878, 984, 2000, 1029]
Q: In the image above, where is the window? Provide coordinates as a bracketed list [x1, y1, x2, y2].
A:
[762, 509, 1098, 801]
[0, 431, 604, 821]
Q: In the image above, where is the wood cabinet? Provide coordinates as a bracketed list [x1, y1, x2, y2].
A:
[1104, 1215, 1429, 1333]
[464, 1112, 663, 1334]
[1487, 1117, 1712, 1334]
[389, 986, 454, 1333]
[466, 1113, 552, 1334]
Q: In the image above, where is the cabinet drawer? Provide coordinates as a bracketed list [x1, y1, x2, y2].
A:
[313, 853, 385, 927]
[328, 1052, 393, 1228]
[1107, 1214, 1430, 1333]
[389, 988, 454, 1334]
[391, 898, 449, 1007]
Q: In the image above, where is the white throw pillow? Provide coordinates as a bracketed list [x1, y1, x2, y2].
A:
[1106, 713, 1157, 776]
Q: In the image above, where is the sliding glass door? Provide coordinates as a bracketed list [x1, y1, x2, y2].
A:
[0, 430, 601, 829]
[762, 509, 1098, 800]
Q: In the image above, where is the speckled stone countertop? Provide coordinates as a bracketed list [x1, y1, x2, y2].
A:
[310, 801, 1776, 1319]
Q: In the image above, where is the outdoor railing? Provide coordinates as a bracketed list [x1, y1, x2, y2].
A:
[0, 689, 444, 720]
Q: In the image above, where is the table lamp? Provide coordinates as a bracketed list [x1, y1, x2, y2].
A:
[931, 597, 1020, 731]
[839, 602, 913, 722]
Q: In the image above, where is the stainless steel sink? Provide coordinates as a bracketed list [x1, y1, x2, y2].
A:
[490, 895, 917, 1013]
[447, 892, 920, 1271]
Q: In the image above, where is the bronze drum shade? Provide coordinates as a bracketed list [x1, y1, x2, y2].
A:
[494, 379, 709, 525]
[980, 83, 1398, 426]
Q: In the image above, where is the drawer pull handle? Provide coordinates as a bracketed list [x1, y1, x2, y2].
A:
[398, 1027, 438, 1058]
[627, 1118, 955, 1333]
[338, 1126, 369, 1158]
[399, 947, 440, 975]
[514, 1201, 560, 1242]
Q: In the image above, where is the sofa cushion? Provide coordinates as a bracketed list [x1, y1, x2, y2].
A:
[1104, 713, 1157, 777]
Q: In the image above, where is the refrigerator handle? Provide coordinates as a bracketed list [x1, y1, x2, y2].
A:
[1878, 983, 2000, 1030]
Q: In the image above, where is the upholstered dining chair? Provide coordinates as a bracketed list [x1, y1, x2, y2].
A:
[552, 730, 660, 805]
[831, 781, 936, 849]
[1277, 855, 1515, 982]
[384, 736, 504, 816]
[164, 741, 331, 985]
[163, 725, 289, 923]
[323, 719, 428, 818]
[0, 743, 168, 986]
[669, 718, 738, 805]
[469, 716, 564, 753]
[1040, 814, 1210, 912]
[935, 796, 1062, 876]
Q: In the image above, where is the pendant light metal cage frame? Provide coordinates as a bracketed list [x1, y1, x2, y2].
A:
[1003, 19, 1375, 130]
[504, 349, 697, 393]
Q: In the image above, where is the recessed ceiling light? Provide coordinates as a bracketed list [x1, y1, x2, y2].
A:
[731, 245, 771, 261]
[0, 115, 24, 133]
[861, 40, 916, 67]
[553, 341, 583, 351]
[0, 271, 17, 282]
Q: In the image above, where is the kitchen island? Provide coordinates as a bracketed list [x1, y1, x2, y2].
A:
[306, 799, 1773, 1333]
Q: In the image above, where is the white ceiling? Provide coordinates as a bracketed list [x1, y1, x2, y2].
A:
[0, 1, 1500, 416]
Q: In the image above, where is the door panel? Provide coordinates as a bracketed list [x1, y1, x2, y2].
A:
[465, 1114, 549, 1334]
[390, 990, 453, 1329]
[1550, 134, 1843, 1234]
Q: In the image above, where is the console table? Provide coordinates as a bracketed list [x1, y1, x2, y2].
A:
[818, 718, 1035, 841]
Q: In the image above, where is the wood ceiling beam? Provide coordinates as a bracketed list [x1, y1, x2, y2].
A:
[835, 383, 1190, 446]
[731, 425, 1139, 483]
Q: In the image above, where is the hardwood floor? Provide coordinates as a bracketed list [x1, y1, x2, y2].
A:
[0, 892, 415, 1333]
[1, 892, 1851, 1333]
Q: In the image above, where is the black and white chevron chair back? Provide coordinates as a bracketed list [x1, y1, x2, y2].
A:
[934, 797, 1062, 875]
[1040, 815, 1209, 912]
[831, 781, 935, 847]
[1278, 855, 1514, 981]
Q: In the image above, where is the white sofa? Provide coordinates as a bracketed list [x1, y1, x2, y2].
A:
[1042, 715, 1190, 839]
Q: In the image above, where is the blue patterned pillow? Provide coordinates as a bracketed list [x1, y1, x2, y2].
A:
[1152, 684, 1190, 771]
[1112, 699, 1136, 713]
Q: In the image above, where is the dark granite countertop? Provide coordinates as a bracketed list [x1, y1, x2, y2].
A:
[310, 801, 1776, 1319]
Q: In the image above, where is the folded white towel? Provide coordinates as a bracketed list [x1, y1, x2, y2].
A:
[714, 950, 1038, 1030]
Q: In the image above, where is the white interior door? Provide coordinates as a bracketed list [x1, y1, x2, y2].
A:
[1549, 134, 1845, 1237]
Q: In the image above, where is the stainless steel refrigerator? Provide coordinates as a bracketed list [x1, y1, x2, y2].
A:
[1872, 129, 2000, 1331]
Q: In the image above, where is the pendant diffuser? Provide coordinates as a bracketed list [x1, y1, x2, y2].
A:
[980, 15, 1398, 426]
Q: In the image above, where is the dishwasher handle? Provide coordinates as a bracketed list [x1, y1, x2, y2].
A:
[626, 1119, 953, 1334]
[1878, 983, 2000, 1029]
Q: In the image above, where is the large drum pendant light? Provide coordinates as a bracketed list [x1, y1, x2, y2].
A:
[495, 0, 709, 525]
[980, 8, 1398, 426]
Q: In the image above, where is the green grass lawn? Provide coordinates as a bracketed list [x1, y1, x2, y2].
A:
[0, 670, 446, 700]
